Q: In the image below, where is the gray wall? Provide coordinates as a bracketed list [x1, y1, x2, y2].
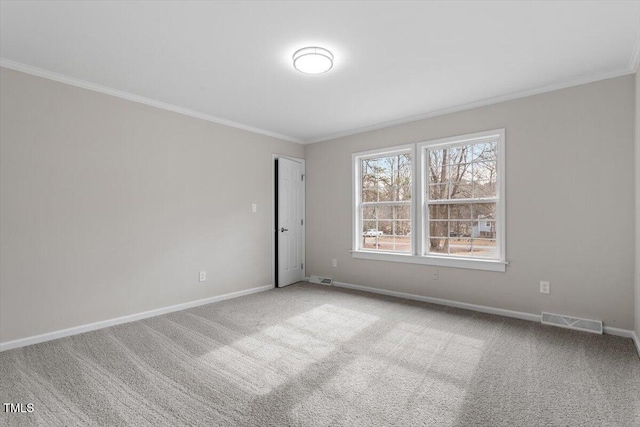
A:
[0, 68, 303, 343]
[305, 75, 636, 330]
[636, 70, 640, 339]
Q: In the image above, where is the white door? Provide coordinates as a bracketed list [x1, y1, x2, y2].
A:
[277, 157, 304, 287]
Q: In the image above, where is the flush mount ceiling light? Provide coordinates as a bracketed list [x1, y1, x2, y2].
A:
[292, 47, 334, 74]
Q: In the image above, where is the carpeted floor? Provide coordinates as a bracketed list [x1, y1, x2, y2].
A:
[1, 283, 639, 426]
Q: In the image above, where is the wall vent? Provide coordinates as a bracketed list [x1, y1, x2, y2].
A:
[541, 312, 603, 334]
[309, 276, 333, 286]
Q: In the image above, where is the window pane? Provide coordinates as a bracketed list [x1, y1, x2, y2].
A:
[448, 146, 472, 164]
[471, 142, 497, 163]
[473, 203, 496, 219]
[429, 237, 448, 254]
[362, 220, 377, 232]
[450, 221, 472, 238]
[361, 220, 411, 253]
[362, 234, 381, 250]
[472, 141, 497, 199]
[473, 159, 497, 182]
[395, 205, 411, 220]
[426, 191, 498, 258]
[377, 178, 394, 202]
[448, 146, 472, 200]
[429, 183, 449, 200]
[472, 203, 496, 239]
[428, 150, 445, 183]
[450, 175, 472, 199]
[397, 154, 412, 187]
[377, 205, 393, 220]
[472, 239, 497, 258]
[362, 158, 379, 202]
[449, 204, 471, 220]
[473, 220, 496, 239]
[362, 154, 411, 202]
[396, 185, 412, 201]
[361, 158, 377, 176]
[392, 237, 411, 252]
[362, 187, 377, 202]
[378, 220, 392, 236]
[395, 220, 411, 236]
[429, 220, 448, 237]
[449, 236, 472, 256]
[473, 179, 496, 198]
[429, 204, 448, 220]
[362, 206, 376, 220]
[372, 235, 407, 252]
[448, 161, 472, 181]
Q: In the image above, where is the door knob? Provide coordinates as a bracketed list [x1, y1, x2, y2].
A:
[280, 227, 288, 232]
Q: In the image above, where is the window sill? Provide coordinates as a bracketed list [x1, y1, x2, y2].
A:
[351, 250, 507, 272]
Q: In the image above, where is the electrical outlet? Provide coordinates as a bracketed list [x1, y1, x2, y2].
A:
[251, 203, 257, 213]
[540, 281, 550, 294]
[199, 271, 206, 282]
[332, 259, 337, 268]
[432, 270, 439, 280]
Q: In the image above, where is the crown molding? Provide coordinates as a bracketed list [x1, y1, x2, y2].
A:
[306, 66, 635, 144]
[0, 58, 302, 144]
[2, 57, 635, 146]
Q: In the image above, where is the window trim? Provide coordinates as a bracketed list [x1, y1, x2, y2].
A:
[352, 129, 506, 273]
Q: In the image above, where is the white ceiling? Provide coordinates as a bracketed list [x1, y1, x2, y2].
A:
[1, 1, 639, 144]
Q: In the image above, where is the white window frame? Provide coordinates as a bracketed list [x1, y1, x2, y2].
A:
[352, 143, 416, 255]
[352, 129, 506, 272]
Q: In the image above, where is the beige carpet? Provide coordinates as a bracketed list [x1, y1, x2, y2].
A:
[1, 283, 639, 426]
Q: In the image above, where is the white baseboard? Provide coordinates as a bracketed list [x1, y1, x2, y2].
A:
[333, 281, 540, 322]
[332, 281, 635, 339]
[0, 284, 273, 352]
[601, 326, 636, 339]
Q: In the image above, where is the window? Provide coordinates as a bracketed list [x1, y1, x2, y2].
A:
[355, 146, 413, 253]
[422, 134, 500, 260]
[352, 130, 506, 272]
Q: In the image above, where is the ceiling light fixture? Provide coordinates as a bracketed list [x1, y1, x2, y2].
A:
[293, 47, 333, 75]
